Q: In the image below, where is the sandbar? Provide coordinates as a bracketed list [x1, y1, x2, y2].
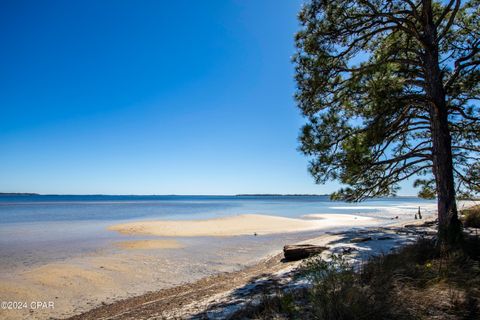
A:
[108, 213, 376, 237]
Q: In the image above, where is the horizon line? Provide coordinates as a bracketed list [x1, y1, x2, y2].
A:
[0, 192, 422, 197]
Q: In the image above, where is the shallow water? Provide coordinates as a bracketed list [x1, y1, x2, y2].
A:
[0, 194, 437, 223]
[0, 195, 436, 271]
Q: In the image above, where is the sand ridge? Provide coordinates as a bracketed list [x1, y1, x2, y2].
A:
[301, 213, 373, 220]
[108, 213, 376, 237]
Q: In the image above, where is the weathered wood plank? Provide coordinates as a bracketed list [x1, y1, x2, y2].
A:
[283, 244, 328, 261]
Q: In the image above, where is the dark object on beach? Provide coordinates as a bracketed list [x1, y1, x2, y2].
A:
[418, 207, 422, 219]
[341, 247, 356, 254]
[350, 236, 372, 243]
[253, 232, 257, 236]
[377, 236, 394, 241]
[283, 244, 328, 261]
[421, 220, 438, 227]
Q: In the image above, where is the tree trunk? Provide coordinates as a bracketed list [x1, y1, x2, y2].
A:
[429, 102, 462, 245]
[422, 0, 462, 245]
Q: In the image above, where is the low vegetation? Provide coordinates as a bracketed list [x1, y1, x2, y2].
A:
[461, 205, 480, 229]
[234, 235, 480, 319]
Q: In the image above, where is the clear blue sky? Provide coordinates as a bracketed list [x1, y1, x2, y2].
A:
[0, 0, 416, 195]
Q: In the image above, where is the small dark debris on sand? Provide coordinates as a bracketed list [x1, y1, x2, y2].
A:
[350, 236, 372, 243]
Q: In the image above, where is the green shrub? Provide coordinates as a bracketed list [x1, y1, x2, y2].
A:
[461, 206, 480, 228]
[299, 255, 382, 320]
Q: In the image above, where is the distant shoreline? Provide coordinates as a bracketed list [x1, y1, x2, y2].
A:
[5, 193, 477, 201]
[0, 193, 327, 197]
[0, 193, 422, 198]
[0, 193, 39, 196]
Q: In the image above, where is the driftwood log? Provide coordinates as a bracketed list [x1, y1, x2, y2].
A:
[350, 236, 372, 243]
[283, 244, 328, 261]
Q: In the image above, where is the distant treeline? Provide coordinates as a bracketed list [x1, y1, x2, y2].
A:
[0, 193, 39, 196]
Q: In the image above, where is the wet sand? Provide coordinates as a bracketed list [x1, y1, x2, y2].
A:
[114, 239, 184, 250]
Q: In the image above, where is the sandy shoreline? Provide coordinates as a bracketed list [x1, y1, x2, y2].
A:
[108, 213, 376, 237]
[69, 216, 439, 320]
[0, 211, 435, 320]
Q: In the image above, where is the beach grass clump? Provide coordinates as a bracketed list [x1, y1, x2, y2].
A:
[298, 254, 385, 320]
[461, 205, 480, 228]
[234, 236, 480, 319]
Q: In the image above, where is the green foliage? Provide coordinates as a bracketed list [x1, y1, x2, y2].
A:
[294, 0, 480, 201]
[413, 179, 436, 199]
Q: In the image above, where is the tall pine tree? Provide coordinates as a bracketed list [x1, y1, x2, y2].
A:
[294, 0, 479, 244]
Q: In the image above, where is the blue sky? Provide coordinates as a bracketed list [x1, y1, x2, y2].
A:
[0, 0, 417, 195]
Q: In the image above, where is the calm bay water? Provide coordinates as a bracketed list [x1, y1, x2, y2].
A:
[0, 195, 437, 271]
[0, 194, 436, 223]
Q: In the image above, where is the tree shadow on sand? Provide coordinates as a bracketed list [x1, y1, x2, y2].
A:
[187, 223, 452, 319]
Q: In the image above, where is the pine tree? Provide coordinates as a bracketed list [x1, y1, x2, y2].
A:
[294, 0, 479, 244]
